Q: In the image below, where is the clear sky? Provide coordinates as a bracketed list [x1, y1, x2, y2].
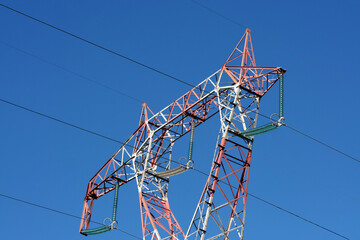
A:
[0, 1, 359, 239]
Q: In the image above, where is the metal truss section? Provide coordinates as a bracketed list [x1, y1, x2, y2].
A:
[184, 29, 285, 240]
[80, 28, 286, 240]
[80, 71, 222, 237]
[185, 86, 256, 240]
[221, 29, 284, 96]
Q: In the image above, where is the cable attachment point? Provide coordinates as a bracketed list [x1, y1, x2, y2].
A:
[104, 218, 118, 229]
[179, 156, 194, 169]
[270, 113, 285, 127]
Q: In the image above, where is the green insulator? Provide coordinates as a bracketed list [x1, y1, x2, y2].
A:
[81, 182, 119, 236]
[188, 121, 195, 162]
[279, 74, 284, 117]
[242, 123, 273, 134]
[81, 226, 111, 235]
[250, 125, 277, 136]
[241, 123, 277, 137]
[241, 74, 284, 138]
[112, 182, 119, 222]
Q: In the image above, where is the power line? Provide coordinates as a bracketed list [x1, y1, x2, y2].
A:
[2, 94, 359, 167]
[4, 77, 358, 168]
[0, 169, 351, 240]
[191, 168, 351, 240]
[3, 85, 358, 169]
[2, 92, 359, 167]
[285, 124, 360, 163]
[3, 38, 358, 165]
[0, 193, 142, 239]
[190, 0, 360, 89]
[0, 97, 353, 239]
[247, 193, 351, 240]
[3, 46, 357, 166]
[2, 3, 358, 166]
[256, 112, 360, 164]
[0, 3, 195, 88]
[191, 0, 248, 29]
[0, 2, 356, 238]
[0, 41, 143, 103]
[0, 98, 124, 145]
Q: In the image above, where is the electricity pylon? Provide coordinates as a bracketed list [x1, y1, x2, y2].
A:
[79, 29, 285, 240]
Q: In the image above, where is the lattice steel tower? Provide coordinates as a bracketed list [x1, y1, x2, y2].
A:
[79, 29, 286, 240]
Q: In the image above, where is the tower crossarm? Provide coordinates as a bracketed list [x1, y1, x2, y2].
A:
[84, 71, 220, 196]
[80, 70, 222, 234]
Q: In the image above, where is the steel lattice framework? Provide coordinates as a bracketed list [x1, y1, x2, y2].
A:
[79, 29, 285, 240]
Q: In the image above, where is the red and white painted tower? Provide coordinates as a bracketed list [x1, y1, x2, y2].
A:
[79, 29, 285, 239]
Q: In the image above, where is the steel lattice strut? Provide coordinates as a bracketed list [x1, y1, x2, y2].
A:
[79, 29, 285, 240]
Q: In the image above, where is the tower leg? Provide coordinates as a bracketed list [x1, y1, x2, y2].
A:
[186, 134, 253, 240]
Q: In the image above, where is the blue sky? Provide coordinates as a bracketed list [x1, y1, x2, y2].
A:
[0, 1, 359, 239]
